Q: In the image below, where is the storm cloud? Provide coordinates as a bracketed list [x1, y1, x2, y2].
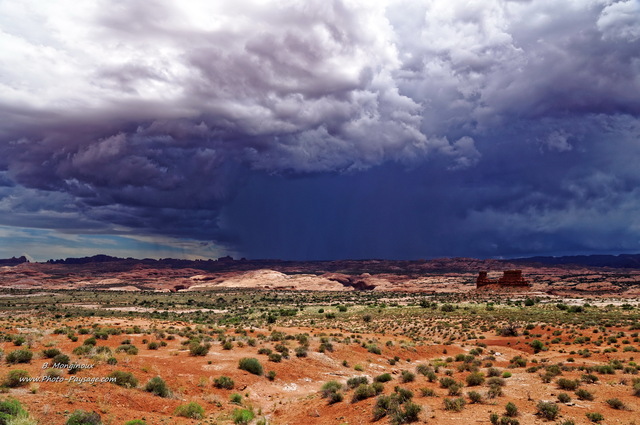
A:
[0, 0, 639, 260]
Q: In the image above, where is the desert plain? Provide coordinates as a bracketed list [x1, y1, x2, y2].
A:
[0, 256, 639, 425]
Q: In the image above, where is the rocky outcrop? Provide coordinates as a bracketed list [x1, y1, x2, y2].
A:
[477, 270, 530, 288]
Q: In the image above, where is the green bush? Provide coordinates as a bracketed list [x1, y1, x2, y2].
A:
[466, 372, 485, 386]
[123, 421, 146, 425]
[5, 350, 32, 365]
[401, 370, 415, 383]
[52, 354, 70, 365]
[42, 348, 62, 358]
[557, 393, 572, 403]
[375, 373, 393, 383]
[505, 402, 518, 417]
[108, 371, 138, 388]
[4, 370, 29, 388]
[230, 393, 242, 404]
[65, 410, 102, 425]
[115, 344, 138, 355]
[443, 397, 466, 412]
[144, 376, 169, 397]
[536, 401, 559, 420]
[0, 399, 27, 425]
[188, 342, 211, 356]
[238, 357, 263, 376]
[605, 398, 625, 410]
[213, 376, 235, 389]
[6, 414, 39, 425]
[468, 391, 482, 403]
[576, 388, 594, 401]
[585, 412, 604, 423]
[174, 402, 204, 419]
[352, 384, 377, 402]
[232, 408, 254, 425]
[556, 378, 579, 391]
[347, 376, 369, 388]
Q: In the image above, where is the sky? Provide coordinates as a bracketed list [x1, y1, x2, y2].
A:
[1, 0, 640, 261]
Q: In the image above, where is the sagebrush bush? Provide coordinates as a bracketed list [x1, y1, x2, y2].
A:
[213, 376, 234, 389]
[174, 402, 204, 419]
[238, 358, 263, 376]
[65, 410, 102, 425]
[4, 370, 29, 388]
[5, 350, 32, 365]
[108, 371, 138, 388]
[144, 376, 169, 397]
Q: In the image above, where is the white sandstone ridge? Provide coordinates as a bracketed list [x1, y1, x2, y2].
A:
[187, 269, 350, 291]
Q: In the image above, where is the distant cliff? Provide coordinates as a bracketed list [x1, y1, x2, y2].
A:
[0, 256, 28, 266]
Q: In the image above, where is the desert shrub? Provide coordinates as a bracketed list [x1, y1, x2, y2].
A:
[367, 345, 382, 355]
[238, 358, 263, 376]
[439, 377, 457, 389]
[557, 393, 572, 403]
[268, 353, 282, 362]
[634, 380, 640, 396]
[443, 397, 466, 412]
[509, 356, 527, 368]
[352, 384, 377, 402]
[375, 373, 393, 383]
[72, 346, 92, 356]
[123, 421, 146, 425]
[575, 388, 594, 401]
[392, 402, 421, 424]
[581, 374, 599, 384]
[401, 370, 415, 383]
[42, 348, 61, 358]
[188, 342, 211, 356]
[347, 376, 369, 389]
[266, 370, 276, 381]
[65, 410, 102, 425]
[230, 393, 242, 404]
[147, 342, 159, 350]
[416, 364, 431, 376]
[295, 346, 307, 357]
[0, 398, 26, 425]
[144, 376, 169, 397]
[52, 353, 70, 365]
[505, 402, 518, 417]
[605, 398, 625, 409]
[327, 391, 344, 404]
[174, 402, 204, 419]
[4, 370, 29, 388]
[6, 414, 39, 425]
[536, 401, 559, 420]
[5, 350, 32, 365]
[500, 324, 519, 337]
[468, 391, 483, 403]
[585, 412, 604, 423]
[321, 381, 343, 398]
[487, 367, 501, 377]
[466, 372, 485, 386]
[83, 337, 97, 346]
[115, 344, 138, 355]
[108, 371, 138, 388]
[530, 340, 546, 353]
[231, 408, 254, 425]
[557, 378, 580, 391]
[213, 376, 234, 390]
[420, 387, 436, 397]
[490, 413, 500, 425]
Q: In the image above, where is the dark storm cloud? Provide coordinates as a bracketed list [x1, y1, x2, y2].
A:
[0, 0, 639, 258]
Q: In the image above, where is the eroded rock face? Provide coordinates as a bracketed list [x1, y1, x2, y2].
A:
[477, 270, 530, 288]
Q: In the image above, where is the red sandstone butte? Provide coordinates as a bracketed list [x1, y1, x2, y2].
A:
[476, 269, 531, 288]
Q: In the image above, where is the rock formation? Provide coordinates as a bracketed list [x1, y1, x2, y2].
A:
[477, 270, 530, 288]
